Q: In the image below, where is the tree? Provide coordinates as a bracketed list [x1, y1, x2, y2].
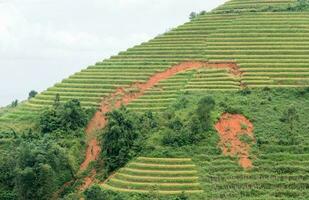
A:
[189, 12, 197, 20]
[11, 100, 18, 108]
[15, 144, 56, 200]
[15, 140, 73, 200]
[101, 106, 142, 174]
[58, 99, 87, 131]
[53, 94, 61, 108]
[280, 105, 299, 133]
[196, 96, 216, 131]
[28, 90, 38, 100]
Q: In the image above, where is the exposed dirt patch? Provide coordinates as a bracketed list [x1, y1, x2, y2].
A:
[80, 139, 101, 171]
[215, 113, 255, 169]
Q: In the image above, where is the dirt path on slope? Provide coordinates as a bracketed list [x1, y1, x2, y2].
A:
[78, 61, 240, 190]
[215, 113, 255, 169]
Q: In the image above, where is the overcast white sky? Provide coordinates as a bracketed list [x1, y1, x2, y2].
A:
[0, 0, 225, 107]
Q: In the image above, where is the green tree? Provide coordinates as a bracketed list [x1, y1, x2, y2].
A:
[28, 90, 38, 100]
[280, 105, 299, 133]
[101, 106, 142, 174]
[15, 140, 73, 200]
[189, 12, 197, 20]
[196, 96, 216, 131]
[53, 94, 61, 108]
[0, 153, 17, 200]
[15, 144, 55, 200]
[11, 100, 18, 108]
[58, 99, 87, 131]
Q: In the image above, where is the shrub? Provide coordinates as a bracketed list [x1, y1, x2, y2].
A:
[223, 106, 243, 115]
[161, 116, 205, 147]
[84, 185, 123, 200]
[239, 87, 251, 95]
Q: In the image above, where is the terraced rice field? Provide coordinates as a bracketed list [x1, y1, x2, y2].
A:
[214, 0, 296, 13]
[101, 157, 203, 194]
[0, 0, 308, 127]
[203, 12, 309, 88]
[194, 141, 309, 200]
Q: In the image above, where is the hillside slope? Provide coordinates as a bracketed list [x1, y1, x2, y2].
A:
[1, 0, 309, 128]
[1, 1, 309, 199]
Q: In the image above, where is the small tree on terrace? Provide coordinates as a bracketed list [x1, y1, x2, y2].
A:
[189, 12, 197, 20]
[28, 90, 38, 100]
[280, 105, 299, 133]
[11, 100, 18, 108]
[196, 96, 216, 131]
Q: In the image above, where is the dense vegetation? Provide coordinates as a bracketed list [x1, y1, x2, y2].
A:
[0, 98, 93, 200]
[101, 107, 157, 175]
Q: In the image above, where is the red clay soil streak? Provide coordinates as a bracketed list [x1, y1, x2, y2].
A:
[215, 113, 255, 169]
[78, 61, 240, 190]
[80, 139, 101, 171]
[86, 61, 240, 134]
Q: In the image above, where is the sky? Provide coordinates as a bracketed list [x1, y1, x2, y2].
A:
[0, 0, 226, 107]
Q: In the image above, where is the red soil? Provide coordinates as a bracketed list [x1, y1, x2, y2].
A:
[80, 139, 101, 171]
[215, 113, 255, 169]
[77, 61, 240, 191]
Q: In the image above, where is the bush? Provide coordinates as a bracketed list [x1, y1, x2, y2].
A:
[223, 105, 243, 115]
[239, 87, 251, 95]
[84, 185, 123, 200]
[162, 96, 215, 147]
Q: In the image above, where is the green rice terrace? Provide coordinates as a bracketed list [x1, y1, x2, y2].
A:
[0, 0, 309, 200]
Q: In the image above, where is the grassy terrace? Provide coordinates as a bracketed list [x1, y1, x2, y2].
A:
[184, 68, 240, 91]
[127, 71, 194, 112]
[102, 157, 203, 194]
